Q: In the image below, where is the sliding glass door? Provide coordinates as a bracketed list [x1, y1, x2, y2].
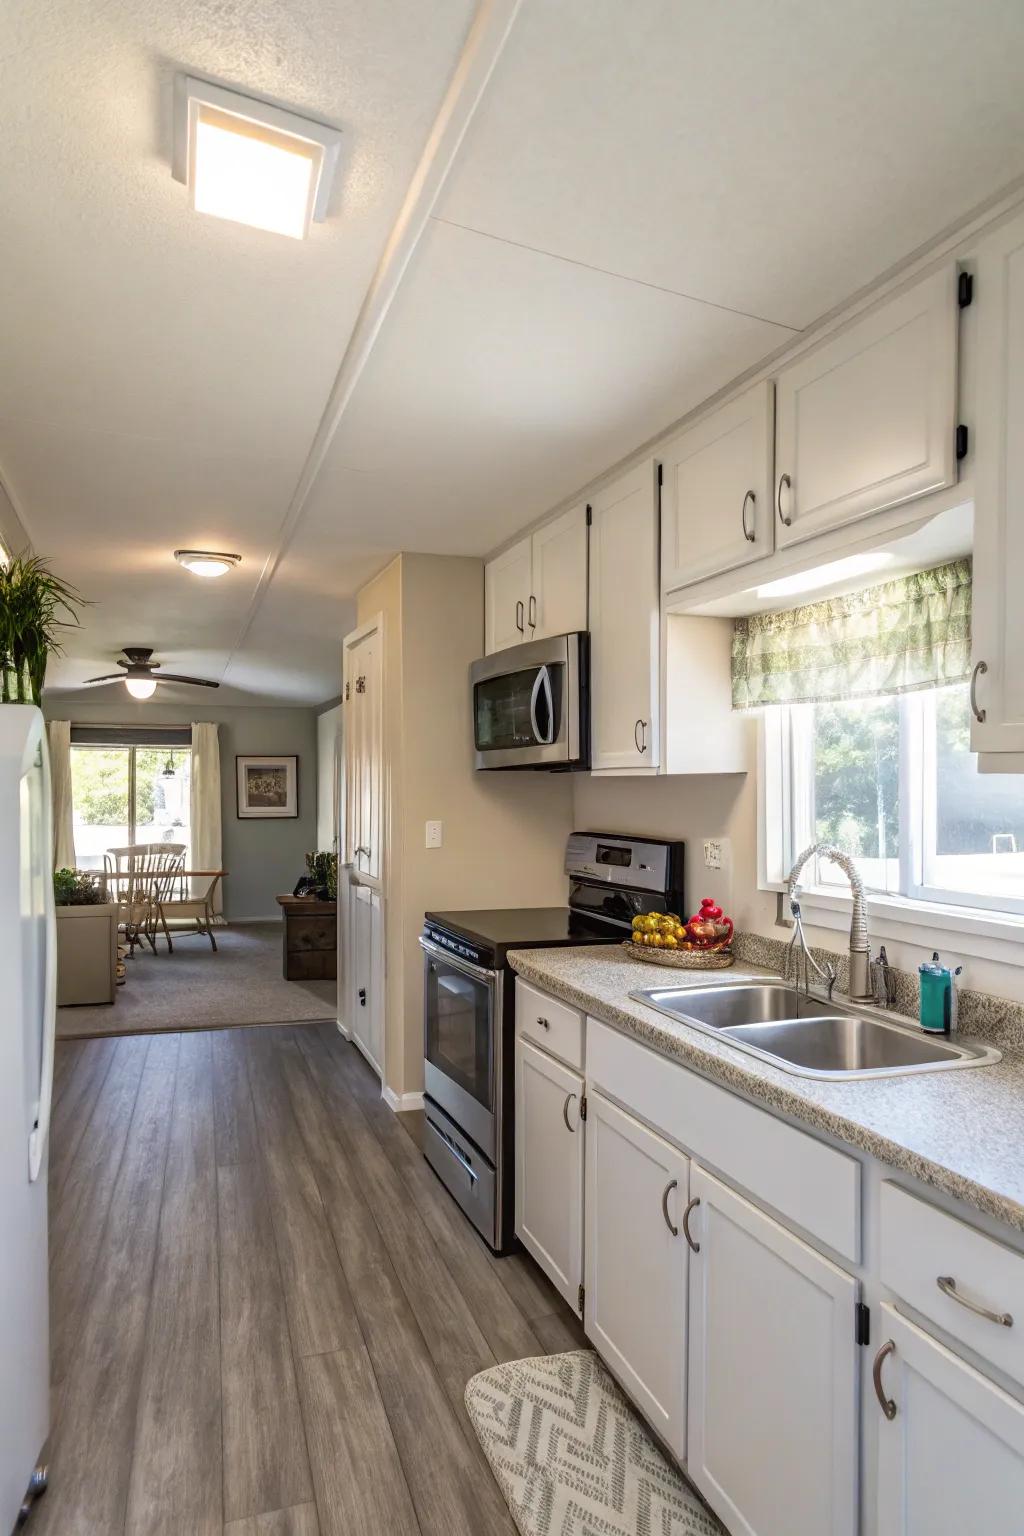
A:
[71, 745, 191, 869]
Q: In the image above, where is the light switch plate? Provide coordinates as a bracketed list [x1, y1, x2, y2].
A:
[703, 838, 723, 870]
[425, 820, 443, 849]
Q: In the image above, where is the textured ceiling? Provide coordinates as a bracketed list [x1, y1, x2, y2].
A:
[6, 0, 1024, 704]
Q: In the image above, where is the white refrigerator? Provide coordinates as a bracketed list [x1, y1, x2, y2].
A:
[0, 706, 56, 1529]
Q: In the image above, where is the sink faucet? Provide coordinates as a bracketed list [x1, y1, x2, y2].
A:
[785, 843, 875, 1004]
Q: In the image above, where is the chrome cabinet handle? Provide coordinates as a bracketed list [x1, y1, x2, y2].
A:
[562, 1092, 577, 1132]
[937, 1275, 1013, 1328]
[681, 1195, 701, 1253]
[634, 719, 647, 754]
[873, 1339, 897, 1420]
[740, 489, 756, 543]
[528, 594, 537, 629]
[661, 1179, 679, 1236]
[970, 661, 988, 723]
[776, 472, 792, 526]
[535, 1016, 550, 1030]
[515, 599, 525, 634]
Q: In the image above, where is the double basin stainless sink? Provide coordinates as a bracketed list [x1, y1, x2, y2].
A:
[628, 982, 1002, 1080]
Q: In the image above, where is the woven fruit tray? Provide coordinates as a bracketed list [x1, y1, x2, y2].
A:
[622, 941, 735, 970]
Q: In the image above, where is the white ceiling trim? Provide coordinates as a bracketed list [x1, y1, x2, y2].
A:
[221, 0, 523, 681]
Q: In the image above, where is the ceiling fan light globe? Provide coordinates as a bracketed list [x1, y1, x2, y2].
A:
[125, 676, 157, 700]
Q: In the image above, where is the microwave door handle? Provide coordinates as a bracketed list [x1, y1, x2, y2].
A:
[530, 665, 555, 745]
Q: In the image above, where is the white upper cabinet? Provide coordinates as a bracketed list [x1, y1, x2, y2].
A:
[484, 505, 588, 653]
[774, 266, 959, 548]
[529, 503, 588, 640]
[589, 459, 660, 772]
[484, 534, 532, 653]
[583, 1089, 690, 1460]
[971, 211, 1024, 754]
[661, 381, 775, 591]
[875, 1306, 1024, 1536]
[687, 1164, 858, 1536]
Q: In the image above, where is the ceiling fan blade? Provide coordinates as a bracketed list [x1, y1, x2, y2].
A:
[81, 674, 128, 685]
[157, 673, 221, 689]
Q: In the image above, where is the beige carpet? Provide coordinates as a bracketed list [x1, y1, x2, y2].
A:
[57, 921, 337, 1038]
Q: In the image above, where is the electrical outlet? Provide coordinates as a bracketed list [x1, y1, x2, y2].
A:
[703, 839, 723, 870]
[425, 820, 443, 849]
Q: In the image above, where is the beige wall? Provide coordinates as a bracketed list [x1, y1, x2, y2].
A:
[357, 553, 573, 1097]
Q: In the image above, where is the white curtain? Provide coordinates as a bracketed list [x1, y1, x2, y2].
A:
[47, 720, 76, 870]
[190, 722, 223, 914]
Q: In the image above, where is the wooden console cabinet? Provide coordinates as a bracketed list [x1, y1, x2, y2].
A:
[275, 894, 337, 981]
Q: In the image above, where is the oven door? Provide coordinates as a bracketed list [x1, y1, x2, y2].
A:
[421, 937, 500, 1158]
[471, 632, 587, 770]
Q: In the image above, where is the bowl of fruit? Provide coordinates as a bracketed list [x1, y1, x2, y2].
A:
[625, 898, 735, 969]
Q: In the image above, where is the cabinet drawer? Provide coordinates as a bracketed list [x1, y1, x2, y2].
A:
[587, 1016, 860, 1262]
[880, 1183, 1024, 1386]
[516, 978, 584, 1069]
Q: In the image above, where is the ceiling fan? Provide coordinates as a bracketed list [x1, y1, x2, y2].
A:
[83, 647, 220, 699]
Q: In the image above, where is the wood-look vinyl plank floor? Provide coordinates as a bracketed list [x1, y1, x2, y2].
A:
[46, 1022, 587, 1535]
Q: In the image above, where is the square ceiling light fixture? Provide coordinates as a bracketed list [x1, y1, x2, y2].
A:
[172, 76, 341, 239]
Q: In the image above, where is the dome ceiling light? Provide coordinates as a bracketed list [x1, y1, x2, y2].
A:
[174, 549, 242, 579]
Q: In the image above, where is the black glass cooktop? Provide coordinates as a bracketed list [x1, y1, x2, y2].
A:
[425, 905, 617, 955]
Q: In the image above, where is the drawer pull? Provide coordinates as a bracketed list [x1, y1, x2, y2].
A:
[535, 1016, 550, 1030]
[937, 1274, 1013, 1328]
[873, 1339, 897, 1420]
[562, 1092, 577, 1133]
[681, 1195, 701, 1253]
[661, 1178, 679, 1236]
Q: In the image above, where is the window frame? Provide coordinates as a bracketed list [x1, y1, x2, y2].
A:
[70, 737, 192, 858]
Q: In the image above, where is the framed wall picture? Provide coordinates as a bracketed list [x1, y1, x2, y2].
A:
[236, 755, 298, 819]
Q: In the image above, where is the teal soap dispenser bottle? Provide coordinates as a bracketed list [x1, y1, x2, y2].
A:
[919, 952, 962, 1035]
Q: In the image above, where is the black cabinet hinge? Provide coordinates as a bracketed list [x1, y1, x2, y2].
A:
[855, 1302, 870, 1347]
[579, 1094, 588, 1122]
[956, 424, 969, 461]
[657, 462, 664, 487]
[585, 503, 592, 526]
[958, 271, 974, 309]
[577, 1282, 585, 1315]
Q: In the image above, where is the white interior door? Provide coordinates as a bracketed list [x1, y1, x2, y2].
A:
[530, 503, 588, 639]
[774, 265, 958, 547]
[484, 536, 532, 653]
[514, 1036, 584, 1311]
[589, 459, 660, 771]
[687, 1164, 858, 1536]
[583, 1089, 689, 1458]
[661, 381, 775, 591]
[875, 1305, 1024, 1536]
[343, 616, 383, 885]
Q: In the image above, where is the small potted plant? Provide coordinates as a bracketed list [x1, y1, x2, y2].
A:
[0, 554, 84, 704]
[293, 850, 338, 900]
[54, 869, 118, 1006]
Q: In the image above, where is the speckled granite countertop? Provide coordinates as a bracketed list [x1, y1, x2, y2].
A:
[508, 945, 1024, 1235]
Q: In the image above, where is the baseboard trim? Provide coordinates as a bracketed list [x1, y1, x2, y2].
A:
[351, 1033, 382, 1079]
[335, 1018, 351, 1041]
[225, 915, 282, 925]
[381, 1085, 425, 1113]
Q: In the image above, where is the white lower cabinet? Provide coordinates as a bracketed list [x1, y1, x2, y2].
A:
[686, 1164, 859, 1536]
[875, 1305, 1024, 1536]
[583, 1090, 690, 1459]
[514, 1035, 584, 1313]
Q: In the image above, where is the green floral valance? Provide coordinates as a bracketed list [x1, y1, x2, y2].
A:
[731, 558, 972, 710]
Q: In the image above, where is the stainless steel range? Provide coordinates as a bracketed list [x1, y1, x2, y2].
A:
[419, 831, 685, 1253]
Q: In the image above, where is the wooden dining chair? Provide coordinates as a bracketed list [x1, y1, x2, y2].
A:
[156, 869, 225, 952]
[105, 843, 186, 956]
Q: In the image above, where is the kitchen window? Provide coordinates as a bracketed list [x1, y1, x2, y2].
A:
[70, 730, 192, 869]
[763, 682, 1024, 919]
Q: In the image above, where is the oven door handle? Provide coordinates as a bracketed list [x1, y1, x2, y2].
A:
[418, 935, 498, 985]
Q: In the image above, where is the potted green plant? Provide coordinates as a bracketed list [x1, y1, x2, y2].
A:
[0, 554, 84, 704]
[54, 868, 118, 1007]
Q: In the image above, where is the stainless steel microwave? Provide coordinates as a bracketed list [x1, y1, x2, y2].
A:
[471, 631, 589, 770]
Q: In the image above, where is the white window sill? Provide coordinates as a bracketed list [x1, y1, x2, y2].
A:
[767, 884, 1024, 970]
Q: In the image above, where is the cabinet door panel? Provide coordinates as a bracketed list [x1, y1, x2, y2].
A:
[514, 1037, 584, 1311]
[775, 266, 957, 547]
[972, 211, 1024, 751]
[662, 382, 774, 590]
[876, 1306, 1024, 1536]
[531, 504, 588, 639]
[589, 459, 660, 771]
[583, 1090, 689, 1458]
[687, 1165, 857, 1536]
[485, 536, 531, 653]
